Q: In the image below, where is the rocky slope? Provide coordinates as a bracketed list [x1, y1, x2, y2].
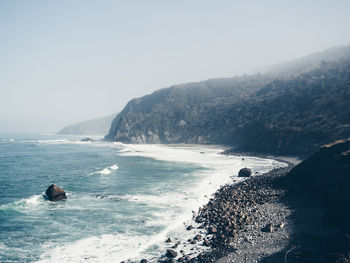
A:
[281, 138, 350, 234]
[58, 113, 116, 135]
[263, 138, 350, 262]
[105, 45, 350, 157]
[164, 138, 350, 262]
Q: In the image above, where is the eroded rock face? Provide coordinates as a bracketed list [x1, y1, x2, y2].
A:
[45, 184, 67, 201]
[238, 168, 252, 177]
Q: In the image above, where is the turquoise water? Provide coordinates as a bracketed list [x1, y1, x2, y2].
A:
[0, 135, 284, 262]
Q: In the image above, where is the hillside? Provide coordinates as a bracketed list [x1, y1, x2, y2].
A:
[105, 45, 350, 157]
[282, 138, 350, 233]
[58, 114, 116, 135]
[267, 138, 350, 262]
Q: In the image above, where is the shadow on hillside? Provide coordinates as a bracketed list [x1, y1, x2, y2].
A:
[260, 179, 348, 263]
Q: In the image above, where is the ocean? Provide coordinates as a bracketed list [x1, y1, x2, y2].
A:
[0, 134, 286, 262]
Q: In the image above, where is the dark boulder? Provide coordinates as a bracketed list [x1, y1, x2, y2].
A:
[203, 239, 210, 246]
[238, 167, 252, 177]
[45, 184, 67, 201]
[81, 137, 94, 142]
[166, 249, 177, 258]
[186, 225, 194, 230]
[209, 226, 217, 233]
[262, 223, 274, 233]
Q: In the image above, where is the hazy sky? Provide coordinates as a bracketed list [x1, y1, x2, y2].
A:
[1, 0, 350, 133]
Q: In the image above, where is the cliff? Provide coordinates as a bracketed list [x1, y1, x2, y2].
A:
[105, 45, 350, 157]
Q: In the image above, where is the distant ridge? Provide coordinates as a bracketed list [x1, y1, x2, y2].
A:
[58, 114, 117, 135]
[105, 45, 350, 157]
[256, 44, 350, 77]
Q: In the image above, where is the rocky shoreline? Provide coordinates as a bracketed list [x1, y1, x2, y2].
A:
[155, 142, 350, 263]
[156, 165, 295, 262]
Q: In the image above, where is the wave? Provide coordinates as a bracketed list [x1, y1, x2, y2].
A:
[23, 139, 70, 144]
[0, 194, 43, 211]
[109, 143, 288, 260]
[36, 214, 208, 263]
[109, 164, 119, 170]
[1, 138, 15, 142]
[120, 193, 188, 208]
[22, 143, 286, 262]
[36, 233, 162, 263]
[90, 163, 119, 176]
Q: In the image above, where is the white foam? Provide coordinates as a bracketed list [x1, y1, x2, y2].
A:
[22, 137, 103, 145]
[99, 168, 112, 175]
[109, 164, 119, 170]
[90, 163, 119, 176]
[1, 138, 15, 142]
[36, 218, 207, 263]
[36, 234, 141, 263]
[1, 195, 44, 211]
[37, 144, 287, 262]
[23, 194, 42, 206]
[121, 193, 186, 207]
[36, 230, 182, 263]
[23, 139, 70, 144]
[111, 143, 287, 259]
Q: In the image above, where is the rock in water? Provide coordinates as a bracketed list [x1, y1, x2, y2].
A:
[45, 184, 67, 201]
[81, 137, 94, 142]
[238, 167, 252, 177]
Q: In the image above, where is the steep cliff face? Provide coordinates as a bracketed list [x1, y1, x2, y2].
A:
[105, 46, 350, 156]
[58, 114, 117, 135]
[105, 75, 273, 144]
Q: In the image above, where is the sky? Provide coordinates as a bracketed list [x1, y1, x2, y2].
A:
[1, 0, 350, 133]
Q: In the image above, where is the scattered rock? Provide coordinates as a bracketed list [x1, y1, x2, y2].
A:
[45, 184, 67, 201]
[262, 223, 274, 232]
[197, 253, 203, 260]
[209, 226, 217, 233]
[186, 225, 194, 231]
[165, 237, 172, 243]
[194, 234, 201, 240]
[277, 222, 285, 229]
[140, 259, 147, 263]
[166, 249, 177, 258]
[238, 167, 252, 177]
[155, 166, 293, 262]
[203, 239, 210, 246]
